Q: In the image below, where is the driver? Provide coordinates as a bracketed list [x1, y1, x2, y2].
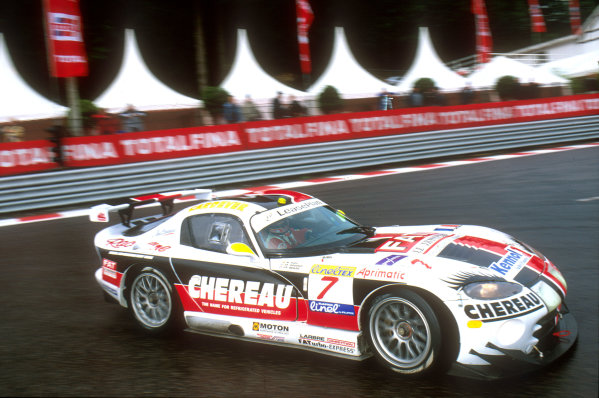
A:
[264, 218, 310, 249]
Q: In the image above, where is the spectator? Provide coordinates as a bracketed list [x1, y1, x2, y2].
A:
[223, 95, 243, 124]
[377, 88, 394, 110]
[241, 95, 262, 121]
[287, 95, 306, 117]
[460, 82, 475, 105]
[1, 119, 25, 142]
[91, 108, 118, 135]
[408, 87, 423, 107]
[119, 104, 146, 132]
[272, 91, 285, 119]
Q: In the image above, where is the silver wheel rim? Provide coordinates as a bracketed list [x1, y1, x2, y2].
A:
[370, 297, 432, 369]
[131, 272, 172, 328]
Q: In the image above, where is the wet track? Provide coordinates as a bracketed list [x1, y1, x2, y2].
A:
[0, 146, 597, 397]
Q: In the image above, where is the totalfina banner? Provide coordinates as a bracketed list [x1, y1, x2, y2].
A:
[1, 94, 598, 175]
[43, 0, 88, 77]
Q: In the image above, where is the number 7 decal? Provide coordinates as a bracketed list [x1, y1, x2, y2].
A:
[317, 276, 339, 300]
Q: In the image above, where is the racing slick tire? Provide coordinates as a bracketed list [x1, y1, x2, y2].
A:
[367, 289, 442, 376]
[128, 268, 180, 335]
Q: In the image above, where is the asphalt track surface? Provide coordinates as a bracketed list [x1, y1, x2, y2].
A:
[0, 145, 597, 397]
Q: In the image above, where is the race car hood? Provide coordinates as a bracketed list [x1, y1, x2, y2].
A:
[348, 224, 567, 299]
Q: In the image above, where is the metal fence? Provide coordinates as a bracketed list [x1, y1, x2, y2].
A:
[1, 115, 597, 215]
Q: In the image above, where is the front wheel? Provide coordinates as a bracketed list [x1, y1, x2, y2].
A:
[367, 290, 442, 376]
[129, 269, 178, 334]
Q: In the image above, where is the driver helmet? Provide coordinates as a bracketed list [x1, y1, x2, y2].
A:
[268, 219, 290, 235]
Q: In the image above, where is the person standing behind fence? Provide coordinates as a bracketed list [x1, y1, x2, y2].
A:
[119, 104, 147, 132]
[378, 88, 394, 110]
[287, 95, 306, 117]
[223, 95, 243, 124]
[272, 91, 285, 119]
[242, 95, 262, 121]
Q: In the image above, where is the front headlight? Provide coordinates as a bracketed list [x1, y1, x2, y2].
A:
[463, 281, 523, 300]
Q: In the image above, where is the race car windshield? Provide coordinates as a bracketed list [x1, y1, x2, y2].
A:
[252, 203, 369, 254]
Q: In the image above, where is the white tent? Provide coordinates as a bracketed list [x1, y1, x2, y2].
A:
[307, 27, 396, 98]
[468, 56, 568, 88]
[94, 29, 201, 113]
[537, 49, 599, 79]
[396, 27, 466, 92]
[0, 33, 68, 123]
[220, 29, 306, 101]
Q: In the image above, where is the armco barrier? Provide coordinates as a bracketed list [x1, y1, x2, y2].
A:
[1, 114, 598, 214]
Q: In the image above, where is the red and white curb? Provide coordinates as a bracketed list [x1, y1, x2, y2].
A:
[1, 142, 597, 228]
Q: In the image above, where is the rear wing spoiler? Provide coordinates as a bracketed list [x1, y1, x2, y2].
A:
[89, 189, 212, 226]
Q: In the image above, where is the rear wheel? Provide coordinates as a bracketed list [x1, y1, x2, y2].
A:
[367, 290, 442, 376]
[129, 269, 177, 334]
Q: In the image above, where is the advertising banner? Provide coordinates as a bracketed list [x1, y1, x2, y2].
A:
[296, 0, 314, 74]
[1, 94, 598, 175]
[43, 0, 88, 77]
[528, 0, 547, 33]
[0, 140, 57, 176]
[471, 0, 492, 64]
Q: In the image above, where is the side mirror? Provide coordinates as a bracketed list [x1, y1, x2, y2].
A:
[226, 242, 257, 258]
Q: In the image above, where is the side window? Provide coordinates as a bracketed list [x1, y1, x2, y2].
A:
[181, 214, 253, 254]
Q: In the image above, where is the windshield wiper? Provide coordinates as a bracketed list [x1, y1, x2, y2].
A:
[336, 226, 376, 236]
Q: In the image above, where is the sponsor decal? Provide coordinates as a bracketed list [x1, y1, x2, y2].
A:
[434, 224, 460, 232]
[276, 261, 304, 271]
[375, 234, 433, 253]
[310, 264, 356, 277]
[102, 258, 122, 286]
[106, 238, 135, 248]
[298, 334, 356, 354]
[464, 292, 543, 322]
[411, 259, 431, 269]
[188, 275, 293, 310]
[309, 300, 355, 316]
[355, 267, 406, 281]
[274, 199, 323, 217]
[188, 201, 248, 212]
[102, 258, 117, 270]
[257, 334, 285, 342]
[376, 255, 406, 266]
[489, 248, 529, 276]
[411, 233, 453, 254]
[252, 322, 289, 335]
[148, 242, 171, 252]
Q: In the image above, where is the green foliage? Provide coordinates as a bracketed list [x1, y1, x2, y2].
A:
[570, 75, 599, 94]
[318, 86, 343, 114]
[495, 75, 521, 101]
[67, 99, 99, 128]
[413, 78, 436, 92]
[201, 86, 229, 116]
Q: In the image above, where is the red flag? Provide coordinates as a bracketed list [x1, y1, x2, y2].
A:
[569, 0, 582, 35]
[43, 0, 88, 77]
[528, 0, 547, 33]
[296, 0, 314, 74]
[471, 0, 492, 64]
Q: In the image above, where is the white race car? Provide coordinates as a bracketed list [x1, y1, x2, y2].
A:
[91, 189, 577, 379]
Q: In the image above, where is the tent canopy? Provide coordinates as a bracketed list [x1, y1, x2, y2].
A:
[307, 27, 396, 98]
[94, 29, 201, 113]
[396, 27, 466, 92]
[220, 29, 306, 102]
[537, 49, 599, 79]
[468, 56, 568, 88]
[0, 33, 68, 123]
